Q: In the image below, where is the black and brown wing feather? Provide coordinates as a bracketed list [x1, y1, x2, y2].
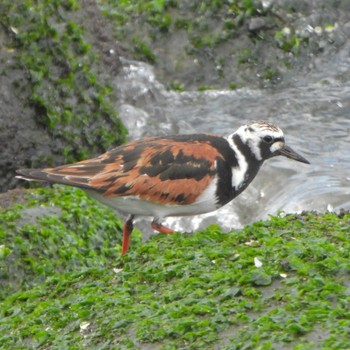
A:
[17, 134, 237, 206]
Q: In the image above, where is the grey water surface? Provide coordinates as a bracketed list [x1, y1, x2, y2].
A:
[112, 48, 350, 234]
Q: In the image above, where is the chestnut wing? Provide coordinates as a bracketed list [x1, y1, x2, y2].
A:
[17, 135, 226, 205]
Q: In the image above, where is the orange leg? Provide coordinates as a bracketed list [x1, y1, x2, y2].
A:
[151, 220, 175, 234]
[121, 216, 134, 255]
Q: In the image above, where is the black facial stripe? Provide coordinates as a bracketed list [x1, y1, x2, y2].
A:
[219, 134, 264, 201]
[260, 137, 285, 158]
[213, 134, 268, 206]
[260, 140, 271, 159]
[233, 134, 258, 161]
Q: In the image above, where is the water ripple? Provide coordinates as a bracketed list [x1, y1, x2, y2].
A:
[114, 58, 350, 231]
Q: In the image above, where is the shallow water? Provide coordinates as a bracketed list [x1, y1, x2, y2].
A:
[113, 50, 350, 233]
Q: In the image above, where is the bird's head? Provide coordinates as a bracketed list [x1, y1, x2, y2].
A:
[234, 120, 310, 164]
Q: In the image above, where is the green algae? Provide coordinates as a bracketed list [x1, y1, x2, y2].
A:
[1, 187, 349, 349]
[1, 0, 127, 165]
[101, 0, 270, 87]
[0, 187, 124, 300]
[100, 0, 308, 90]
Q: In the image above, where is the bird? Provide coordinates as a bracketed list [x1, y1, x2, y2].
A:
[16, 120, 310, 255]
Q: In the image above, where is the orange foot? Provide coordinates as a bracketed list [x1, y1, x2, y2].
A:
[151, 221, 175, 234]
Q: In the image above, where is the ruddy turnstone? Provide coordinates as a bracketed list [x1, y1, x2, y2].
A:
[17, 120, 309, 255]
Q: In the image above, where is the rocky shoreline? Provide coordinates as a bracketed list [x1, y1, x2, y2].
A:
[2, 0, 350, 194]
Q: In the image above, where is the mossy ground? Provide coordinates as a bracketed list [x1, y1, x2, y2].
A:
[1, 187, 349, 349]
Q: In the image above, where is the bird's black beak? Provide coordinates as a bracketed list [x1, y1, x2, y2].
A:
[277, 145, 310, 164]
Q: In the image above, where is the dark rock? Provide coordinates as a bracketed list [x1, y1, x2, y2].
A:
[249, 17, 268, 32]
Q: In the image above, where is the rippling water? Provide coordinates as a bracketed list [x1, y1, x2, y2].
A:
[113, 49, 350, 233]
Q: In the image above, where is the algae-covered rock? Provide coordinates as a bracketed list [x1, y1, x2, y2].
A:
[0, 0, 127, 192]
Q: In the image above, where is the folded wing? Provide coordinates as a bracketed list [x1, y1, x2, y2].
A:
[17, 135, 223, 205]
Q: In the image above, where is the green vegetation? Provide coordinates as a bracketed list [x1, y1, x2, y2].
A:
[169, 81, 185, 92]
[132, 36, 157, 63]
[1, 186, 350, 349]
[109, 0, 262, 46]
[1, 0, 127, 164]
[99, 0, 338, 89]
[274, 28, 305, 54]
[0, 2, 348, 348]
[0, 187, 124, 300]
[102, 0, 270, 87]
[197, 85, 214, 91]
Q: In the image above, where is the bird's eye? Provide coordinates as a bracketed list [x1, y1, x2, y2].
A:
[263, 135, 273, 143]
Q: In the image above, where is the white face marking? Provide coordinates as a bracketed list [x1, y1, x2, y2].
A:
[235, 121, 284, 161]
[225, 135, 248, 189]
[270, 141, 285, 153]
[235, 125, 263, 160]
